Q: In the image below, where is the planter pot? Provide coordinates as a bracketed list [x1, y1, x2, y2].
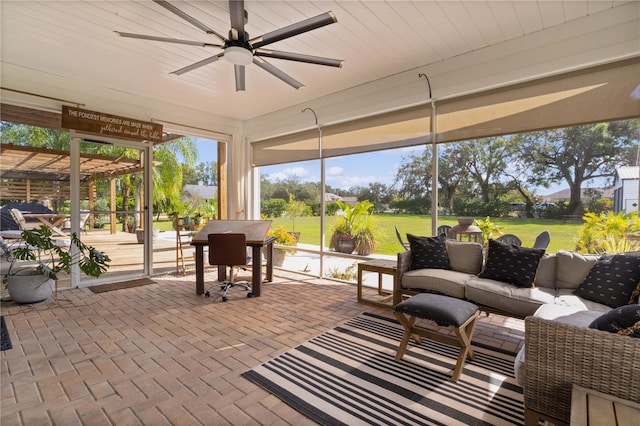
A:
[335, 237, 356, 254]
[272, 248, 286, 267]
[183, 216, 191, 225]
[6, 270, 54, 304]
[135, 228, 145, 244]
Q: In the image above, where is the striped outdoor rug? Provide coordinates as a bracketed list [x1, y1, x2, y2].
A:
[243, 312, 524, 426]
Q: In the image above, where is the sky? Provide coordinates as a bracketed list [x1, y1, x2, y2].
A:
[194, 138, 596, 197]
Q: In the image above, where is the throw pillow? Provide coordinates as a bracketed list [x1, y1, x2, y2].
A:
[588, 304, 640, 338]
[445, 240, 484, 274]
[407, 234, 451, 270]
[478, 239, 545, 288]
[574, 254, 640, 308]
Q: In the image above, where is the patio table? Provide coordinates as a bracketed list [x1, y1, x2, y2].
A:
[22, 213, 70, 236]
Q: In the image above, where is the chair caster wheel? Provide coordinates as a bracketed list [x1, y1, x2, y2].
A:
[204, 291, 210, 297]
[247, 292, 253, 298]
[222, 296, 228, 302]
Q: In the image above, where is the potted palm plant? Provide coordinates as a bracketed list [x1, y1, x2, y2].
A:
[329, 200, 376, 254]
[2, 225, 111, 304]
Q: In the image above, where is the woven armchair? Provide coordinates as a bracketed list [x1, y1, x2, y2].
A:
[524, 316, 640, 425]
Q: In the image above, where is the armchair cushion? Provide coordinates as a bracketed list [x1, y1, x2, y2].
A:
[478, 239, 545, 288]
[574, 254, 640, 308]
[589, 304, 640, 337]
[407, 234, 450, 271]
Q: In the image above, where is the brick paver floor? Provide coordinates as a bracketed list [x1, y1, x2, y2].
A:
[1, 270, 524, 425]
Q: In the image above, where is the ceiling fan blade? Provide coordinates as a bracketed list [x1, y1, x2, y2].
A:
[229, 0, 245, 40]
[153, 0, 226, 42]
[234, 64, 246, 92]
[171, 53, 224, 75]
[253, 57, 303, 89]
[115, 32, 222, 48]
[250, 11, 337, 49]
[255, 49, 343, 67]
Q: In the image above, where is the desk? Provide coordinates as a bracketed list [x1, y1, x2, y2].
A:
[22, 213, 70, 236]
[571, 385, 640, 426]
[191, 220, 274, 297]
[357, 259, 396, 307]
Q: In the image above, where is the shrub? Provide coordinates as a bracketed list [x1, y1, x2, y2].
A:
[576, 211, 640, 254]
[262, 198, 287, 218]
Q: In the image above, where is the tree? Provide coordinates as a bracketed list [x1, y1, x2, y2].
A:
[458, 137, 513, 203]
[437, 143, 469, 213]
[515, 121, 639, 214]
[152, 138, 198, 215]
[393, 150, 432, 213]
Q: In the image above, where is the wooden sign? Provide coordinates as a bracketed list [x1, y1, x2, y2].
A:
[62, 106, 163, 143]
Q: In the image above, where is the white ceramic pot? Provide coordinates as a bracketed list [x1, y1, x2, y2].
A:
[6, 270, 54, 304]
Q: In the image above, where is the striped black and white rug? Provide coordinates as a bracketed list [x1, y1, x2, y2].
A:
[243, 312, 523, 426]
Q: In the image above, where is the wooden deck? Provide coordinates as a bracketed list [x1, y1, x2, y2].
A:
[1, 229, 202, 298]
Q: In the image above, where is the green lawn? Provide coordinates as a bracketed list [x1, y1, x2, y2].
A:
[267, 214, 583, 255]
[152, 214, 584, 255]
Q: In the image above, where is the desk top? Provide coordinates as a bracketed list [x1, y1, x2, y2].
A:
[192, 220, 272, 245]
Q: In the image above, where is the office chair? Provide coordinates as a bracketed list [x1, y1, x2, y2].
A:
[204, 233, 253, 301]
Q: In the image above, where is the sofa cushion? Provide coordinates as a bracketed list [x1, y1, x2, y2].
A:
[555, 250, 600, 289]
[589, 304, 640, 337]
[466, 277, 556, 317]
[534, 254, 556, 289]
[401, 269, 471, 299]
[478, 239, 545, 288]
[573, 254, 640, 308]
[554, 290, 613, 313]
[407, 234, 450, 270]
[445, 240, 483, 274]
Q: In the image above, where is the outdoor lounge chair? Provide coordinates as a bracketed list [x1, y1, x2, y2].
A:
[9, 209, 40, 231]
[496, 234, 522, 246]
[394, 226, 409, 251]
[533, 231, 551, 249]
[437, 224, 452, 238]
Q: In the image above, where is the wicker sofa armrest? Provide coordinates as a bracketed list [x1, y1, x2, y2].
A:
[524, 316, 640, 424]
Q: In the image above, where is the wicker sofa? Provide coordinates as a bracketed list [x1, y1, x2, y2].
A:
[523, 312, 640, 425]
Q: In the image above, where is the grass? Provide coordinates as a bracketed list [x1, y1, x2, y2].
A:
[150, 214, 584, 256]
[267, 214, 584, 255]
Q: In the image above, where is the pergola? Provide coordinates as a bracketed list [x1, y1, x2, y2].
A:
[0, 143, 144, 233]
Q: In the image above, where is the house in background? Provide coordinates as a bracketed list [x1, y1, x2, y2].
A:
[183, 184, 218, 201]
[613, 166, 639, 213]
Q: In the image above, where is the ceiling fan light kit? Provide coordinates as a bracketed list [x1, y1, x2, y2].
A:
[224, 46, 253, 65]
[116, 0, 342, 91]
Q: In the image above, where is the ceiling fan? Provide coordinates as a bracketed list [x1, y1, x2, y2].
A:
[115, 0, 343, 91]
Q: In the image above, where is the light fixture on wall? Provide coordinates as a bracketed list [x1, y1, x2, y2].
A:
[224, 46, 253, 65]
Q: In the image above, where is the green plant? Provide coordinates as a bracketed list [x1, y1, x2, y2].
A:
[267, 225, 298, 253]
[473, 216, 503, 245]
[576, 211, 640, 254]
[3, 225, 111, 285]
[285, 192, 308, 232]
[329, 200, 376, 252]
[326, 263, 357, 280]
